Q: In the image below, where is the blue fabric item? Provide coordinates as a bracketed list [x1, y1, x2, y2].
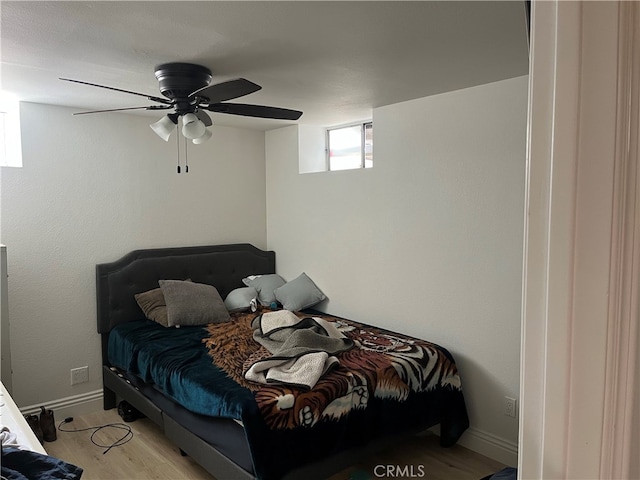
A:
[490, 467, 518, 479]
[108, 319, 255, 420]
[1, 447, 83, 479]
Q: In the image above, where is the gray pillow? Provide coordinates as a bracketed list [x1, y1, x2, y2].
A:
[135, 287, 169, 326]
[135, 278, 192, 327]
[224, 286, 258, 313]
[159, 280, 230, 327]
[242, 274, 286, 306]
[274, 273, 327, 311]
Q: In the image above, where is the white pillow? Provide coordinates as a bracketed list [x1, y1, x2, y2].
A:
[242, 274, 286, 306]
[224, 286, 258, 313]
[274, 273, 326, 311]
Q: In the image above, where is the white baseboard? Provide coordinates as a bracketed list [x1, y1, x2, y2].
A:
[20, 389, 104, 419]
[456, 426, 519, 467]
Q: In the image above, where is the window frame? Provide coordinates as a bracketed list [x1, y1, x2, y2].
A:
[325, 121, 373, 172]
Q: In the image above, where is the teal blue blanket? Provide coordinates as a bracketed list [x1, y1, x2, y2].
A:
[108, 319, 255, 420]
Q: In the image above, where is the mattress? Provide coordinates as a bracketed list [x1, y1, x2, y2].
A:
[107, 310, 469, 480]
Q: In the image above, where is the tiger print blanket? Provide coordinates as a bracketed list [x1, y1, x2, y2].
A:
[203, 309, 462, 430]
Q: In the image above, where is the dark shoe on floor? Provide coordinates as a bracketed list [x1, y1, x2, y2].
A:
[24, 414, 44, 444]
[39, 406, 57, 442]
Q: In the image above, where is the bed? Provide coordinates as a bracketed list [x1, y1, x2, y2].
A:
[96, 243, 469, 480]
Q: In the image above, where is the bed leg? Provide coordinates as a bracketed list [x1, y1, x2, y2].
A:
[179, 449, 188, 457]
[103, 385, 116, 410]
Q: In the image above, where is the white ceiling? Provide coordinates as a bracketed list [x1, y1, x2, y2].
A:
[1, 1, 529, 130]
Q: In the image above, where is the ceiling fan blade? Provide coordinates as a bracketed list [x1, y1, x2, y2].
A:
[60, 78, 172, 105]
[206, 103, 303, 120]
[72, 105, 172, 115]
[191, 78, 262, 103]
[195, 110, 212, 126]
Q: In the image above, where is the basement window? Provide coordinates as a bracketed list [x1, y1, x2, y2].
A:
[0, 92, 22, 168]
[327, 122, 373, 171]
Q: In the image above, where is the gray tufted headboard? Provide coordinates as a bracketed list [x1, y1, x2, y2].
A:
[96, 243, 275, 336]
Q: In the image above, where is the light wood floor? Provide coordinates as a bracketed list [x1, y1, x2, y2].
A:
[44, 409, 505, 480]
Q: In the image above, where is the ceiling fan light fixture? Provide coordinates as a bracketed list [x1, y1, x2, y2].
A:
[63, 63, 303, 157]
[182, 113, 206, 139]
[192, 128, 212, 144]
[150, 115, 177, 141]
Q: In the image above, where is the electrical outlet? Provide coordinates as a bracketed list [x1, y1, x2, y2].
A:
[70, 366, 89, 385]
[504, 396, 517, 418]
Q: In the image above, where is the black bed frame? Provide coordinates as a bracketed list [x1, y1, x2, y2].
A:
[96, 243, 429, 480]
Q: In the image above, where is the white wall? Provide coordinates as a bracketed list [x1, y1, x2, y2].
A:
[0, 102, 267, 408]
[0, 245, 11, 391]
[266, 76, 527, 464]
[298, 125, 327, 174]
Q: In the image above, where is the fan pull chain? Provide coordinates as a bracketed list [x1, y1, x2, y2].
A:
[176, 124, 181, 174]
[184, 134, 189, 173]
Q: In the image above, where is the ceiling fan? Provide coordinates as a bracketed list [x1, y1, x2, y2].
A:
[60, 62, 303, 144]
